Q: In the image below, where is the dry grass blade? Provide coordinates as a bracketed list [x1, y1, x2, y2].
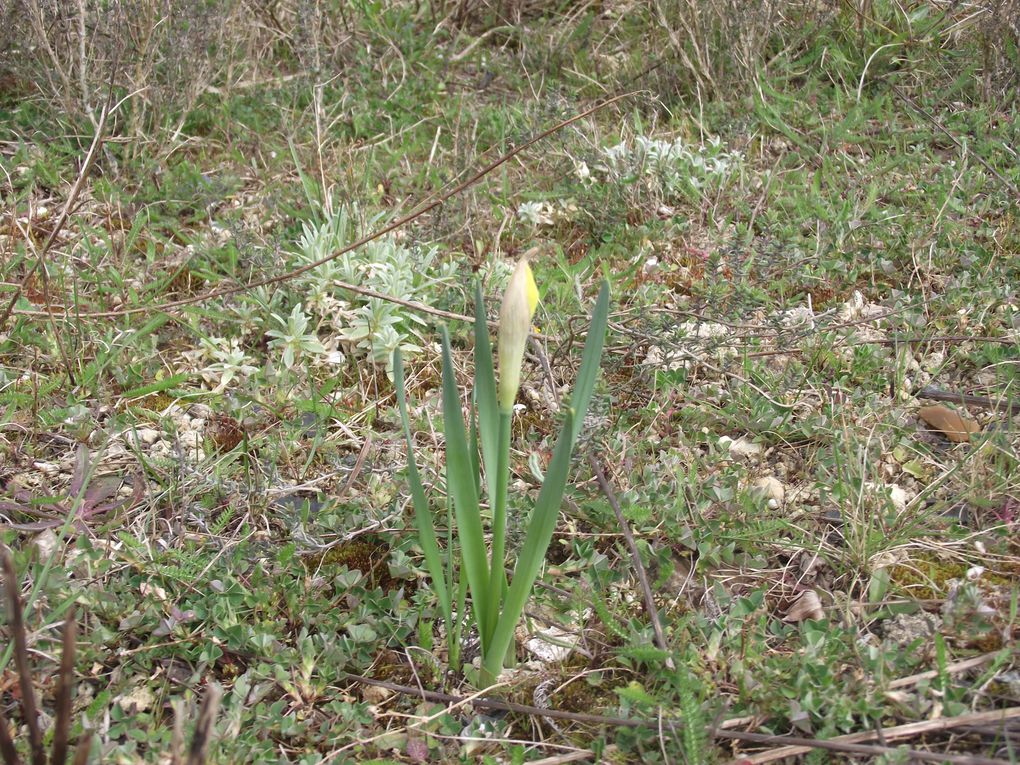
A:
[0, 545, 45, 765]
[170, 698, 186, 765]
[50, 605, 77, 765]
[888, 651, 999, 690]
[185, 683, 223, 765]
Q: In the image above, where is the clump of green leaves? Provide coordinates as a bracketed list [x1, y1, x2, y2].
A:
[294, 205, 456, 375]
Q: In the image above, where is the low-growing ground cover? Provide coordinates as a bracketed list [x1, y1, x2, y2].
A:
[1, 1, 1018, 762]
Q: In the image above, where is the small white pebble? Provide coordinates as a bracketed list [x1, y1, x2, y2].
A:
[752, 476, 785, 508]
[126, 428, 161, 447]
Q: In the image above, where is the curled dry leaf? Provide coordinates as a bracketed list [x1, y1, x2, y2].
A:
[406, 737, 429, 764]
[784, 590, 824, 622]
[918, 404, 979, 443]
[361, 683, 393, 706]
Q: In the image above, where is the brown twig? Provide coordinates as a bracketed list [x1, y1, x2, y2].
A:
[917, 385, 1020, 415]
[12, 94, 633, 323]
[170, 696, 186, 765]
[731, 706, 1020, 765]
[526, 337, 673, 666]
[587, 455, 674, 669]
[339, 671, 1018, 765]
[0, 546, 45, 765]
[340, 669, 654, 727]
[70, 736, 92, 765]
[50, 605, 77, 765]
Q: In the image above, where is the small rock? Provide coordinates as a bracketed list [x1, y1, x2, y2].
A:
[719, 436, 762, 458]
[524, 626, 579, 664]
[888, 484, 910, 512]
[361, 684, 393, 705]
[32, 529, 59, 559]
[188, 403, 214, 419]
[752, 477, 785, 508]
[178, 432, 204, 460]
[882, 612, 941, 647]
[126, 428, 161, 447]
[115, 684, 155, 714]
[866, 482, 912, 513]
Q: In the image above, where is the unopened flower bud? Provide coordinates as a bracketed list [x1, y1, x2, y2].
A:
[497, 258, 539, 411]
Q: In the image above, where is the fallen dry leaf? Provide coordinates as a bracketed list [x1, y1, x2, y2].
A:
[918, 404, 979, 443]
[784, 590, 824, 622]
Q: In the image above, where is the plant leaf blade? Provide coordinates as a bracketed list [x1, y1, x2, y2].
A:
[394, 348, 451, 623]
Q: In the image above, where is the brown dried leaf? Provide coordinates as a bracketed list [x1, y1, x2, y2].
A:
[406, 737, 429, 764]
[918, 405, 980, 443]
[784, 590, 824, 622]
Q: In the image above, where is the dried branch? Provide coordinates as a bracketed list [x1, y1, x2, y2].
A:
[0, 546, 45, 765]
[588, 455, 674, 669]
[341, 670, 1020, 765]
[70, 736, 92, 765]
[50, 605, 78, 765]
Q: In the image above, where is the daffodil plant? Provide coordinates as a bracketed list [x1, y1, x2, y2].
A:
[394, 260, 610, 686]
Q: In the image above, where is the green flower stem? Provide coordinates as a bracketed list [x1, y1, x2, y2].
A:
[484, 409, 513, 645]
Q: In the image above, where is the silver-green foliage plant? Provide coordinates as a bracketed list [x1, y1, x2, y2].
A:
[294, 206, 456, 375]
[599, 135, 742, 195]
[394, 260, 610, 687]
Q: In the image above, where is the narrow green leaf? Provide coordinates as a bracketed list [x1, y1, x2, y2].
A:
[393, 349, 450, 624]
[120, 373, 190, 400]
[449, 562, 470, 673]
[473, 281, 500, 503]
[483, 408, 576, 683]
[484, 410, 512, 642]
[439, 327, 492, 649]
[468, 404, 482, 497]
[568, 280, 610, 445]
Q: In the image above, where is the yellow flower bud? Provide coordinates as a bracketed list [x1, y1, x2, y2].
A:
[497, 258, 539, 411]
